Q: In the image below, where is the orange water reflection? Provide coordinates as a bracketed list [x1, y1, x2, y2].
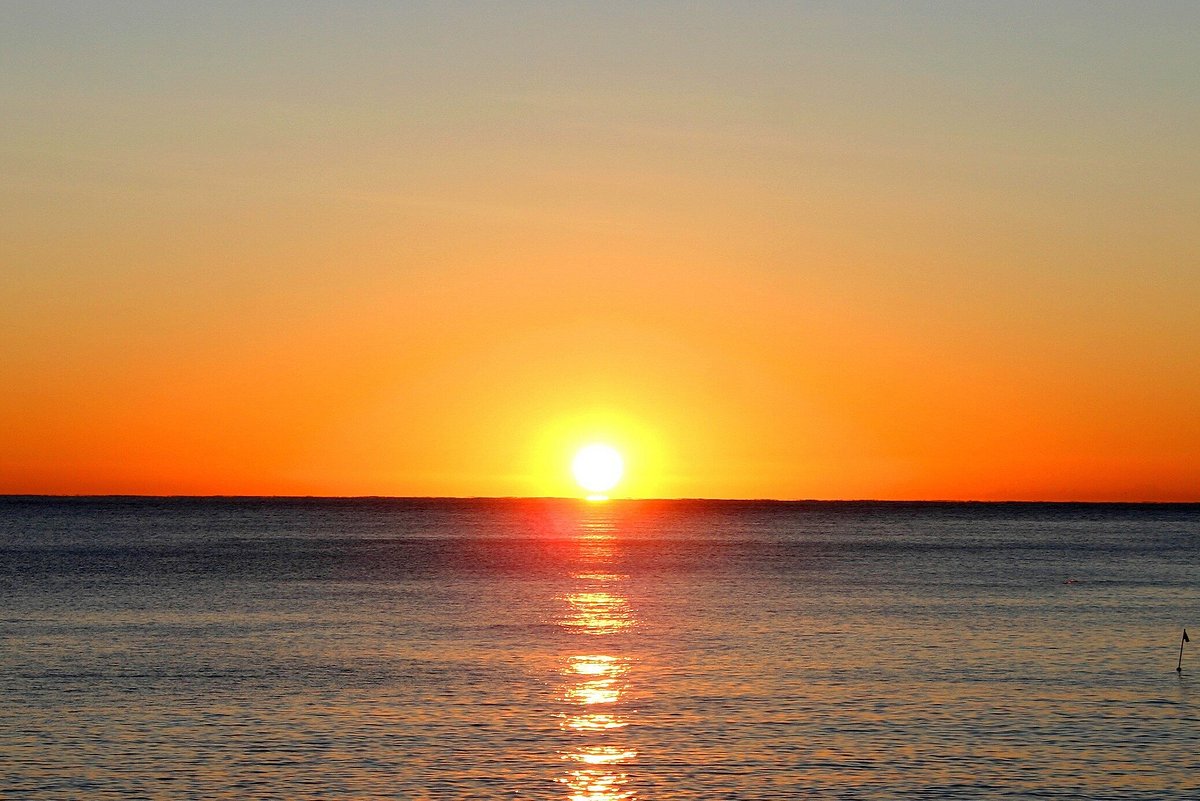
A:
[562, 591, 634, 634]
[555, 505, 638, 801]
[561, 768, 635, 801]
[564, 654, 625, 707]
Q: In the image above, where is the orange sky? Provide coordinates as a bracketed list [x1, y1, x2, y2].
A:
[2, 3, 1198, 500]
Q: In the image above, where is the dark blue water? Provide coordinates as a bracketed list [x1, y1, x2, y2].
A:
[2, 498, 1197, 799]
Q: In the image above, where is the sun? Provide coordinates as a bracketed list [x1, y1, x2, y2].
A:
[571, 444, 624, 497]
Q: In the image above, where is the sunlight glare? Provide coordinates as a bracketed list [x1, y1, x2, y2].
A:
[572, 444, 624, 495]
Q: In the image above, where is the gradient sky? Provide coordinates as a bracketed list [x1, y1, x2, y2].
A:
[3, 1, 1198, 499]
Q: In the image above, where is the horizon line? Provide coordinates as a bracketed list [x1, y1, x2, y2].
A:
[3, 494, 1198, 505]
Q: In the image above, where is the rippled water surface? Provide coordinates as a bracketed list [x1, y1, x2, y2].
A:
[2, 498, 1198, 799]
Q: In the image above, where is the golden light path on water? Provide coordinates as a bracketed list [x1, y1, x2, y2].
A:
[556, 507, 637, 801]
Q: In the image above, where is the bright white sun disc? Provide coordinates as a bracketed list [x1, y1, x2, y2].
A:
[572, 444, 624, 493]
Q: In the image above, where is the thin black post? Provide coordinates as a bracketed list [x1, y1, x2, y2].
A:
[1178, 628, 1189, 673]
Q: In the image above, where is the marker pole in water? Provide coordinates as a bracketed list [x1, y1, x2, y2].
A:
[1178, 628, 1189, 674]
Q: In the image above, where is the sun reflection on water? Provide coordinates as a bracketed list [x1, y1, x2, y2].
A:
[564, 654, 625, 707]
[562, 592, 634, 634]
[555, 504, 638, 801]
[561, 768, 636, 801]
[563, 712, 629, 731]
[570, 655, 621, 676]
[566, 682, 620, 706]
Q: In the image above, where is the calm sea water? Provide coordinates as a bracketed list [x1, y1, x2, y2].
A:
[1, 497, 1197, 800]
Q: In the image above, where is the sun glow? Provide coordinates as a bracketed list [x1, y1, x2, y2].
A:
[571, 444, 624, 497]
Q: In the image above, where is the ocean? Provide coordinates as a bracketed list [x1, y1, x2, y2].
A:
[1, 497, 1197, 799]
